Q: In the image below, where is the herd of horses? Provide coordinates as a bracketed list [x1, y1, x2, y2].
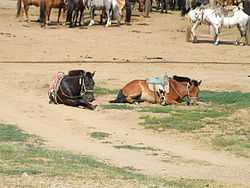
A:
[48, 70, 202, 110]
[15, 0, 209, 27]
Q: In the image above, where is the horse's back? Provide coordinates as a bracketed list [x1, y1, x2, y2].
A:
[122, 80, 146, 95]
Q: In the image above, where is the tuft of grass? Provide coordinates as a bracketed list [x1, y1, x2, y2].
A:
[200, 91, 250, 108]
[114, 145, 159, 151]
[0, 124, 31, 142]
[90, 132, 110, 140]
[212, 135, 250, 158]
[0, 124, 246, 188]
[95, 86, 118, 96]
[101, 104, 134, 110]
[139, 106, 172, 113]
[140, 108, 227, 132]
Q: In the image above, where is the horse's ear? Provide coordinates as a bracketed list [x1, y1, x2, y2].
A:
[92, 71, 96, 77]
[198, 80, 202, 86]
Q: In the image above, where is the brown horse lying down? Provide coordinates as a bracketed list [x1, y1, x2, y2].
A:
[110, 76, 202, 105]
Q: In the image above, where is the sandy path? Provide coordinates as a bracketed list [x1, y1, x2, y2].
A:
[0, 63, 250, 186]
[1, 0, 250, 63]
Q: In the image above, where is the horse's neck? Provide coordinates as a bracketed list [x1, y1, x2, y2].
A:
[169, 81, 184, 100]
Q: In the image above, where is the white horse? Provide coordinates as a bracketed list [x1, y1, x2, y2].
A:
[88, 0, 123, 27]
[186, 6, 250, 45]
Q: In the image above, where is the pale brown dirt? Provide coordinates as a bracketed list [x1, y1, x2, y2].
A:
[0, 0, 250, 187]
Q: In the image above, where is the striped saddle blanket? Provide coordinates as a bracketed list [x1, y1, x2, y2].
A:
[48, 72, 65, 104]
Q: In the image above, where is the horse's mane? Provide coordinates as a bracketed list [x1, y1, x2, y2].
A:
[173, 75, 191, 83]
[173, 75, 200, 86]
[68, 70, 85, 76]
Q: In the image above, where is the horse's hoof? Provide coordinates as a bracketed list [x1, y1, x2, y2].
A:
[192, 36, 198, 43]
[88, 20, 94, 26]
[90, 105, 97, 110]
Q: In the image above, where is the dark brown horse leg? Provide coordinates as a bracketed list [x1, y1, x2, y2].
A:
[79, 9, 83, 26]
[24, 4, 30, 22]
[166, 98, 178, 105]
[57, 8, 61, 24]
[62, 98, 96, 110]
[126, 95, 139, 104]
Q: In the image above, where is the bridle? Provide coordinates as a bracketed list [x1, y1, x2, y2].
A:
[58, 73, 94, 101]
[169, 79, 198, 103]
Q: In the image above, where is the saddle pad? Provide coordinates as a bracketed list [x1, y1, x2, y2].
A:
[48, 72, 65, 104]
[146, 76, 164, 85]
[89, 0, 104, 8]
[146, 76, 169, 93]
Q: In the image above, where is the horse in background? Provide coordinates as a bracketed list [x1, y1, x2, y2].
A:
[48, 70, 96, 110]
[40, 0, 66, 27]
[66, 0, 88, 27]
[244, 0, 250, 15]
[16, 0, 40, 21]
[88, 0, 126, 27]
[110, 76, 201, 105]
[186, 7, 250, 45]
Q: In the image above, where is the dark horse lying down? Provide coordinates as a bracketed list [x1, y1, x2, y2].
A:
[48, 69, 96, 110]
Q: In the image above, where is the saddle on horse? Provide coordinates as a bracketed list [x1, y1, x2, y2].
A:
[48, 72, 65, 104]
[146, 74, 169, 94]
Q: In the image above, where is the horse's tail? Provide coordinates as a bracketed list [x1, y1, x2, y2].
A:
[109, 90, 127, 103]
[40, 0, 46, 24]
[186, 16, 192, 42]
[246, 17, 250, 45]
[16, 0, 22, 17]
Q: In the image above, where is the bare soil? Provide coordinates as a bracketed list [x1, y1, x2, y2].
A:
[0, 0, 250, 187]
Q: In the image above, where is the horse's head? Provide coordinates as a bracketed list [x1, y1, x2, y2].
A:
[83, 71, 95, 102]
[168, 77, 202, 105]
[187, 79, 202, 105]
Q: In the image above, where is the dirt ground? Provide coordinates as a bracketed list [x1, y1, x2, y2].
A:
[0, 0, 250, 187]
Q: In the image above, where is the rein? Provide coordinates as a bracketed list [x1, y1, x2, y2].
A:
[169, 80, 197, 102]
[58, 74, 94, 101]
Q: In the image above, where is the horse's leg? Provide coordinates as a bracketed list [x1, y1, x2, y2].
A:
[60, 98, 96, 110]
[78, 99, 96, 110]
[165, 96, 178, 105]
[191, 21, 199, 43]
[62, 7, 66, 25]
[79, 9, 84, 26]
[213, 25, 220, 45]
[57, 7, 61, 24]
[236, 24, 245, 45]
[24, 4, 30, 22]
[105, 7, 112, 27]
[88, 7, 95, 26]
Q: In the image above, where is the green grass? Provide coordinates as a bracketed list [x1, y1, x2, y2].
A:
[101, 104, 134, 110]
[212, 135, 250, 158]
[114, 145, 159, 151]
[0, 124, 242, 188]
[140, 108, 228, 132]
[200, 90, 250, 108]
[90, 132, 110, 140]
[138, 91, 250, 157]
[0, 124, 31, 142]
[95, 86, 118, 96]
